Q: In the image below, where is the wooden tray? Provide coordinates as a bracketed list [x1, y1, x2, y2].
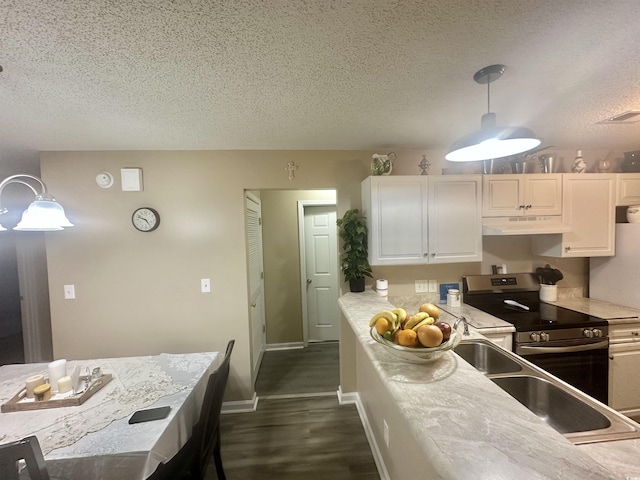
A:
[1, 374, 113, 413]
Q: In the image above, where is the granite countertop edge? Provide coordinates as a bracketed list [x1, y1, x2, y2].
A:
[340, 288, 638, 480]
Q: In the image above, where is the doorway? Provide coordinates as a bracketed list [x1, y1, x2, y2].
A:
[253, 189, 339, 397]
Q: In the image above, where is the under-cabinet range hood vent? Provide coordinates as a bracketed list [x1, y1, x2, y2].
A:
[482, 216, 571, 236]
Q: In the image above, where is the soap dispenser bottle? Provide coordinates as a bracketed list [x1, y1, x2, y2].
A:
[571, 149, 586, 173]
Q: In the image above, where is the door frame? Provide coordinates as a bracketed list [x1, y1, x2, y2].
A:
[297, 200, 337, 346]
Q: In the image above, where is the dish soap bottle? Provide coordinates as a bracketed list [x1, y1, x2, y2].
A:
[571, 149, 586, 173]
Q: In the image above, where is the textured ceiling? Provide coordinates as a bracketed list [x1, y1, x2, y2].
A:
[1, 0, 640, 168]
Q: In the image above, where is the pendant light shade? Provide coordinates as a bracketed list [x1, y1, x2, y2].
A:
[0, 175, 73, 231]
[445, 65, 540, 162]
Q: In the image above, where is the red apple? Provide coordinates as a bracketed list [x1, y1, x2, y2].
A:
[434, 321, 452, 341]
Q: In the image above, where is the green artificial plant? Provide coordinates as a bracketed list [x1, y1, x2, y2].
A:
[336, 209, 373, 287]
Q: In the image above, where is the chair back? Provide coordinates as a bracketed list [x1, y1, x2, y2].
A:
[193, 339, 234, 477]
[0, 435, 50, 480]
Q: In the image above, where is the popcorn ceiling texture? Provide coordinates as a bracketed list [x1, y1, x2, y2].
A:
[1, 1, 640, 165]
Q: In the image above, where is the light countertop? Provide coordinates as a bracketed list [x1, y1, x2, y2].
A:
[341, 289, 640, 479]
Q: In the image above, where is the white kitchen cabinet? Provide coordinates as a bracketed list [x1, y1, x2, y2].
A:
[532, 174, 616, 257]
[361, 175, 482, 265]
[609, 321, 640, 418]
[482, 331, 513, 350]
[482, 174, 562, 217]
[616, 173, 640, 206]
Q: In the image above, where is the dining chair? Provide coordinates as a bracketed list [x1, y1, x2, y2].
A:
[150, 340, 235, 480]
[0, 435, 50, 480]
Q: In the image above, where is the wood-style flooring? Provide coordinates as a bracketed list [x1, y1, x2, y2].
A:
[216, 396, 380, 480]
[210, 342, 380, 479]
[255, 342, 340, 397]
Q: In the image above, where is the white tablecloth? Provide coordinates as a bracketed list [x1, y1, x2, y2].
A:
[0, 352, 219, 480]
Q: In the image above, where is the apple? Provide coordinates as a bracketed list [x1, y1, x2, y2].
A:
[434, 321, 452, 341]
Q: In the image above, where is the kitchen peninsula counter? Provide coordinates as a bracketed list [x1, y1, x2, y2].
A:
[340, 289, 639, 480]
[550, 297, 640, 324]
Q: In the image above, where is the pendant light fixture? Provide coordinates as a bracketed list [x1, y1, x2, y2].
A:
[0, 174, 73, 231]
[445, 64, 541, 162]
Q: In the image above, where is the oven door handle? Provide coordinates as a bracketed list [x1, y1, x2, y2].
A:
[517, 340, 609, 355]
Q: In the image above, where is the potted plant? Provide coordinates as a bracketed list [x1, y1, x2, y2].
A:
[336, 208, 373, 292]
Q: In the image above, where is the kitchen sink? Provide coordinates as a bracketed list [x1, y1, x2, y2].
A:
[491, 375, 611, 434]
[455, 339, 640, 444]
[454, 341, 523, 374]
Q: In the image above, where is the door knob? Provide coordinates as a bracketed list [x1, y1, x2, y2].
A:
[306, 278, 312, 285]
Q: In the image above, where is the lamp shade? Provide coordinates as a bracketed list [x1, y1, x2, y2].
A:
[14, 198, 74, 231]
[445, 113, 541, 162]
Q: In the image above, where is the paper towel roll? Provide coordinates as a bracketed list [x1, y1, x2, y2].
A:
[376, 279, 388, 297]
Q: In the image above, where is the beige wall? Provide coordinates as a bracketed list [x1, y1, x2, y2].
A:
[261, 189, 336, 345]
[41, 151, 370, 402]
[38, 148, 601, 401]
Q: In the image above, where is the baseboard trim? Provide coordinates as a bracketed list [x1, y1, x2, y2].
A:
[348, 390, 390, 480]
[337, 386, 358, 405]
[221, 392, 258, 414]
[265, 342, 304, 351]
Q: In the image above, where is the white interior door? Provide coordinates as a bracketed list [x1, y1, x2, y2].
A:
[303, 205, 339, 342]
[245, 193, 266, 381]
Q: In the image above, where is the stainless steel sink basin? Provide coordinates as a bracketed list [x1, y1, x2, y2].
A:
[454, 342, 523, 374]
[491, 375, 611, 434]
[455, 339, 640, 444]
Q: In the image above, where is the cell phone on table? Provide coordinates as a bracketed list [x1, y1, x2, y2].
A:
[128, 406, 171, 424]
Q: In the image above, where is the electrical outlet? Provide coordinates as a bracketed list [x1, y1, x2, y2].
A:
[428, 279, 438, 293]
[415, 280, 429, 293]
[201, 278, 211, 293]
[383, 419, 390, 448]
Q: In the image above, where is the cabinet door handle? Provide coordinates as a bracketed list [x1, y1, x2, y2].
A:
[518, 205, 525, 209]
[632, 331, 639, 336]
[565, 246, 571, 252]
[423, 253, 429, 257]
[525, 204, 532, 209]
[609, 355, 614, 360]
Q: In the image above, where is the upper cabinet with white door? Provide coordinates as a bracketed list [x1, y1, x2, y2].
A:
[483, 174, 563, 217]
[361, 175, 482, 265]
[616, 173, 640, 206]
[532, 174, 616, 257]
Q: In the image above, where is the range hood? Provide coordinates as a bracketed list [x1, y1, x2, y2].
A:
[483, 216, 571, 236]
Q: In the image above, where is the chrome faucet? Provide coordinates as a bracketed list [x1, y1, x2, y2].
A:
[454, 316, 470, 336]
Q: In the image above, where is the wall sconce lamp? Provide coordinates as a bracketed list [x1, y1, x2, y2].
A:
[0, 174, 74, 231]
[445, 64, 541, 162]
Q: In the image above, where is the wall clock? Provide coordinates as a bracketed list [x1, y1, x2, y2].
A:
[132, 207, 160, 232]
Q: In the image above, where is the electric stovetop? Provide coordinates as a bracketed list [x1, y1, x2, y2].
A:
[463, 273, 607, 331]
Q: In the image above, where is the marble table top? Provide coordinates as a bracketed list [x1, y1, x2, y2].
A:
[341, 288, 640, 479]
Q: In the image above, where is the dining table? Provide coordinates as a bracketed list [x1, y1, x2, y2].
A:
[0, 351, 219, 480]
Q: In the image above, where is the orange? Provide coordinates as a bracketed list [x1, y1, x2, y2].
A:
[397, 329, 419, 347]
[375, 317, 393, 335]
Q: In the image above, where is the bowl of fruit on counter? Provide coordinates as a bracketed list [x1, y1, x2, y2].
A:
[369, 303, 463, 363]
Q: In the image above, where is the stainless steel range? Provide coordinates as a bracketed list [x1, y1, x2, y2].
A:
[463, 273, 609, 404]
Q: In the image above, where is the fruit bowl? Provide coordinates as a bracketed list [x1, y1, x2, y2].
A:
[369, 323, 463, 364]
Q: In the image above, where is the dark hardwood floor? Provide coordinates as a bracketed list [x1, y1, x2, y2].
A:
[210, 342, 380, 479]
[255, 342, 340, 397]
[216, 396, 380, 480]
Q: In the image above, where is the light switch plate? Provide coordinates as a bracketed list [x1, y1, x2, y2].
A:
[64, 284, 75, 299]
[428, 279, 438, 292]
[201, 278, 211, 293]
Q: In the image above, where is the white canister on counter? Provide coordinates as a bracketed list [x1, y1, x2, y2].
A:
[447, 289, 461, 307]
[376, 279, 388, 298]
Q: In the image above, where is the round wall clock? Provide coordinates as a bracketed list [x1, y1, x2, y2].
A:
[132, 207, 160, 232]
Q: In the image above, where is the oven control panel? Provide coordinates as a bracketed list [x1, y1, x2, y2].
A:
[490, 277, 518, 287]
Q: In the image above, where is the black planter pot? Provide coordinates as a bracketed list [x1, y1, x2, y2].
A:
[349, 277, 366, 293]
